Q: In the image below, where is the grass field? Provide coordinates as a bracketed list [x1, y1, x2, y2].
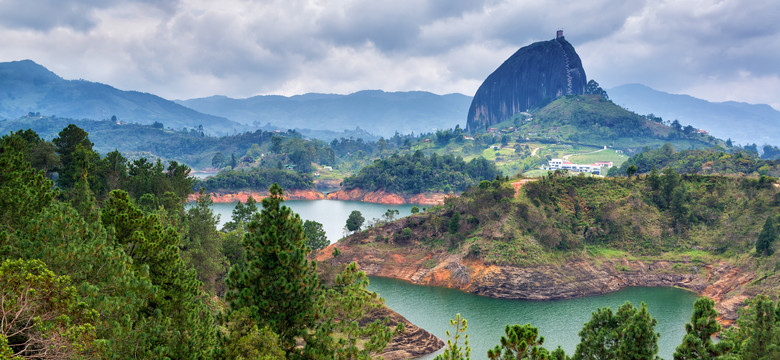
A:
[568, 149, 629, 167]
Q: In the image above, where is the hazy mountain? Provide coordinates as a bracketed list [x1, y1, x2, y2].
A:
[467, 33, 587, 132]
[609, 83, 780, 146]
[0, 60, 241, 134]
[176, 90, 472, 137]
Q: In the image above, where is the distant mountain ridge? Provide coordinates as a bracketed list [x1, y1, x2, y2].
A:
[0, 60, 240, 134]
[608, 83, 780, 146]
[176, 90, 472, 137]
[467, 34, 587, 132]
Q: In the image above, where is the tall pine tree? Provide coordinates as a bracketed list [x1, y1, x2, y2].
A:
[225, 183, 320, 352]
[674, 297, 732, 360]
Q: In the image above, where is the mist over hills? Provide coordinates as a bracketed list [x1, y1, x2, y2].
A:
[609, 83, 780, 147]
[176, 90, 472, 137]
[0, 60, 241, 134]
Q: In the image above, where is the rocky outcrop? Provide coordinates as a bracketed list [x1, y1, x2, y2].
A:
[319, 242, 756, 324]
[466, 34, 587, 132]
[188, 189, 325, 203]
[369, 305, 444, 360]
[326, 188, 449, 205]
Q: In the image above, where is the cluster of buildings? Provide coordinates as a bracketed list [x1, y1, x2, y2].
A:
[546, 159, 613, 175]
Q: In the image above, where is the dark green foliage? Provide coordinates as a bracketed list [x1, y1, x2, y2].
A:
[0, 133, 58, 230]
[199, 167, 314, 191]
[52, 124, 95, 189]
[304, 219, 330, 252]
[449, 212, 462, 234]
[346, 210, 365, 232]
[756, 216, 777, 256]
[573, 302, 659, 360]
[610, 144, 776, 177]
[625, 165, 637, 178]
[219, 308, 286, 360]
[101, 190, 217, 359]
[722, 295, 780, 360]
[411, 206, 420, 214]
[487, 324, 551, 359]
[342, 151, 500, 194]
[183, 188, 227, 294]
[673, 297, 732, 360]
[225, 183, 321, 352]
[124, 157, 196, 202]
[585, 80, 609, 100]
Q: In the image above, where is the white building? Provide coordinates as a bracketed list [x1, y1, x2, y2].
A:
[547, 158, 606, 175]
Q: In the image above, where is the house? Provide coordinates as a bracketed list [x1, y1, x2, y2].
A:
[547, 158, 606, 175]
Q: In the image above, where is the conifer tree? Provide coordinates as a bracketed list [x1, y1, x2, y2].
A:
[435, 313, 471, 360]
[225, 183, 320, 352]
[323, 262, 403, 359]
[616, 303, 659, 360]
[487, 323, 551, 359]
[102, 190, 216, 359]
[573, 302, 659, 360]
[756, 216, 776, 256]
[184, 188, 226, 294]
[727, 295, 779, 360]
[52, 124, 96, 189]
[673, 297, 732, 360]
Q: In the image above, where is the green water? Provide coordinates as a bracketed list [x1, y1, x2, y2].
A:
[205, 200, 417, 243]
[367, 277, 699, 360]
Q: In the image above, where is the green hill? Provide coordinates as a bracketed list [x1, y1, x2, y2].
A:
[517, 95, 724, 151]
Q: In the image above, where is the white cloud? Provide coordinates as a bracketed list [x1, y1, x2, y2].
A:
[0, 0, 779, 109]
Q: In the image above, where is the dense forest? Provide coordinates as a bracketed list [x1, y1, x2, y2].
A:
[341, 151, 501, 194]
[0, 126, 407, 358]
[2, 123, 779, 359]
[198, 167, 315, 191]
[342, 172, 780, 359]
[609, 143, 780, 177]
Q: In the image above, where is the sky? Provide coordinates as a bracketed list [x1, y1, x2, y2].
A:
[2, 0, 780, 110]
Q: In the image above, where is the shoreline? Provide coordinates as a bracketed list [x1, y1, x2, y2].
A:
[189, 188, 452, 205]
[317, 238, 757, 327]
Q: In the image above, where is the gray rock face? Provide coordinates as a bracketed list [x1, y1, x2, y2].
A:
[466, 36, 587, 131]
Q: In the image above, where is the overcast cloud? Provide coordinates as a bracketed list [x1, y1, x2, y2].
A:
[2, 0, 779, 109]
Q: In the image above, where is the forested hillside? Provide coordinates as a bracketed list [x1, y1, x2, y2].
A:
[341, 151, 500, 194]
[335, 171, 780, 359]
[609, 143, 780, 177]
[0, 127, 412, 358]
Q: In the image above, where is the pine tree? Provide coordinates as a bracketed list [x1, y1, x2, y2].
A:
[487, 323, 552, 359]
[225, 183, 321, 352]
[673, 297, 732, 360]
[52, 124, 96, 189]
[573, 302, 659, 360]
[736, 295, 779, 360]
[435, 313, 471, 360]
[183, 188, 226, 294]
[323, 262, 403, 359]
[756, 216, 776, 256]
[616, 303, 659, 360]
[102, 190, 216, 359]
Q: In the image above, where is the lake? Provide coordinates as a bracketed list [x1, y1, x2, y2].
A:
[367, 276, 699, 360]
[204, 200, 419, 243]
[204, 199, 699, 359]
